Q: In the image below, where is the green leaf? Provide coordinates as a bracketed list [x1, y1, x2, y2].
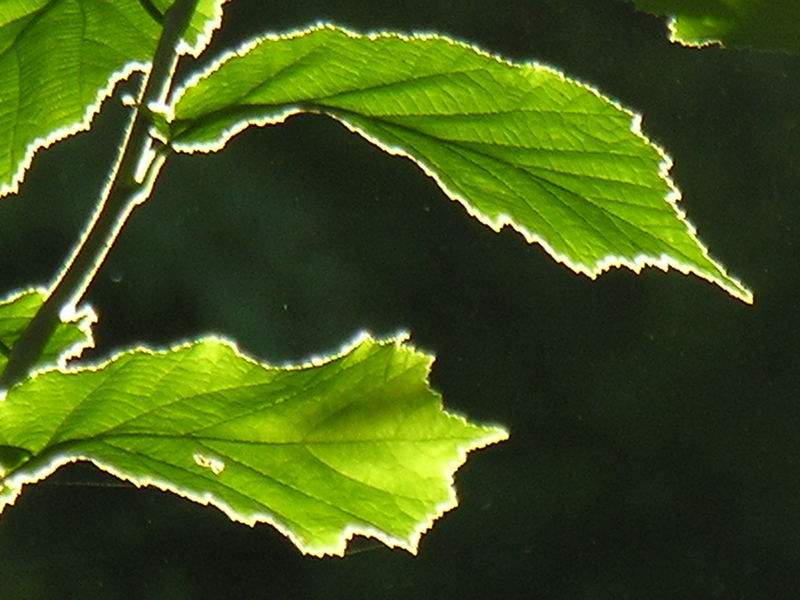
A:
[0, 0, 228, 197]
[167, 25, 752, 303]
[0, 289, 95, 376]
[627, 0, 800, 53]
[0, 334, 507, 556]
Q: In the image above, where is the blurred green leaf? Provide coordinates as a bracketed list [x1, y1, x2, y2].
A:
[0, 0, 227, 197]
[168, 25, 752, 303]
[628, 0, 800, 53]
[0, 334, 507, 556]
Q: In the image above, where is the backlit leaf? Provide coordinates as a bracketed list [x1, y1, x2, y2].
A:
[166, 25, 752, 303]
[0, 0, 228, 197]
[627, 0, 800, 53]
[0, 334, 507, 556]
[0, 289, 94, 376]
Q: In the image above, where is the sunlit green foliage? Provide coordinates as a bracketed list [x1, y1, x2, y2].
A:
[167, 25, 751, 302]
[0, 0, 752, 557]
[628, 0, 800, 53]
[0, 0, 226, 196]
[0, 334, 506, 556]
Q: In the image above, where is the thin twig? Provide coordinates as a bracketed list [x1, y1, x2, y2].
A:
[0, 0, 200, 389]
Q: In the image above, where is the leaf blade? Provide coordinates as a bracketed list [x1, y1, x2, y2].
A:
[0, 334, 507, 556]
[0, 289, 95, 376]
[0, 0, 228, 197]
[168, 25, 752, 303]
[627, 0, 800, 54]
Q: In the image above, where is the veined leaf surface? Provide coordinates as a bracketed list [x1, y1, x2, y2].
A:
[0, 0, 228, 197]
[167, 25, 752, 303]
[0, 289, 94, 376]
[628, 0, 800, 53]
[0, 334, 507, 556]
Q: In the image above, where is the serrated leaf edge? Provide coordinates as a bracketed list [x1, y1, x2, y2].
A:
[177, 0, 230, 58]
[165, 22, 753, 304]
[0, 0, 227, 199]
[0, 60, 147, 198]
[0, 330, 508, 556]
[666, 17, 723, 48]
[0, 287, 96, 391]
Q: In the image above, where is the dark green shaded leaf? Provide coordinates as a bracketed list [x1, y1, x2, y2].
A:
[628, 0, 800, 53]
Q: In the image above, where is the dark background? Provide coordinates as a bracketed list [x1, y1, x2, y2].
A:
[1, 1, 799, 598]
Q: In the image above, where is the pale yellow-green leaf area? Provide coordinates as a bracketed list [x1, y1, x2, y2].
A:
[168, 24, 752, 303]
[0, 334, 507, 556]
